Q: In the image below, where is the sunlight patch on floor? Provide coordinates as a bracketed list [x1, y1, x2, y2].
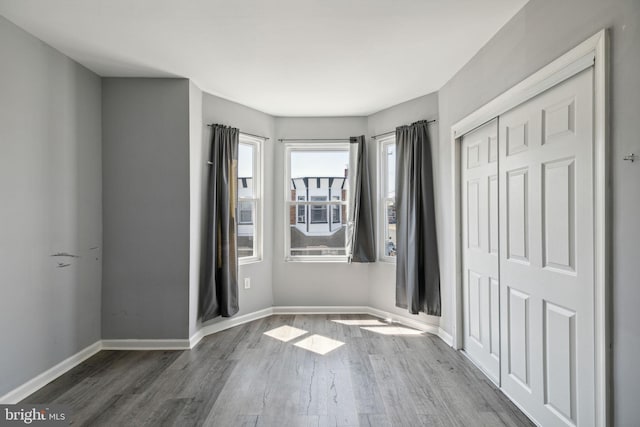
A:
[361, 326, 423, 336]
[263, 325, 308, 342]
[331, 319, 386, 326]
[294, 334, 345, 355]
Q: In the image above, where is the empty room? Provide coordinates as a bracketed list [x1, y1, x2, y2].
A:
[0, 0, 638, 426]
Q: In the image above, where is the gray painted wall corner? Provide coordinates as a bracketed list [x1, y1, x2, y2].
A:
[188, 81, 205, 338]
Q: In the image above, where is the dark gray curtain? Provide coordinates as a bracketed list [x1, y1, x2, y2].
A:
[395, 121, 441, 316]
[200, 124, 239, 321]
[348, 136, 376, 262]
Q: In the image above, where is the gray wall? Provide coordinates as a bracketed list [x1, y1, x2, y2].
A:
[366, 93, 440, 325]
[435, 0, 640, 424]
[188, 82, 204, 337]
[199, 92, 276, 329]
[101, 81, 276, 339]
[272, 117, 371, 307]
[0, 16, 102, 397]
[102, 78, 191, 340]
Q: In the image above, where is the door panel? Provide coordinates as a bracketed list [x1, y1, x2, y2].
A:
[467, 179, 481, 249]
[468, 270, 482, 342]
[544, 301, 576, 423]
[461, 119, 500, 383]
[499, 68, 595, 427]
[489, 175, 499, 254]
[506, 121, 529, 156]
[507, 286, 530, 389]
[489, 278, 500, 359]
[506, 168, 529, 263]
[542, 158, 576, 272]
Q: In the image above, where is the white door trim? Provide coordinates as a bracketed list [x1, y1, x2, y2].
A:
[449, 29, 609, 427]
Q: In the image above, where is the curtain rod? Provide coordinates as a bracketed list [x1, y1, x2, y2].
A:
[206, 124, 269, 141]
[277, 138, 351, 143]
[371, 119, 437, 140]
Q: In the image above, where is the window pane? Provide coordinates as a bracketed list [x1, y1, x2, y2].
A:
[238, 143, 254, 197]
[290, 150, 349, 202]
[291, 151, 349, 178]
[290, 206, 346, 256]
[385, 144, 396, 199]
[288, 147, 349, 258]
[238, 200, 255, 258]
[384, 200, 397, 257]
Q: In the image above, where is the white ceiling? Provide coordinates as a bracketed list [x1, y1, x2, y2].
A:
[0, 0, 527, 116]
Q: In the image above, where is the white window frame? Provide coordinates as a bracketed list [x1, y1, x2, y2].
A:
[377, 134, 397, 263]
[238, 134, 263, 264]
[284, 142, 350, 263]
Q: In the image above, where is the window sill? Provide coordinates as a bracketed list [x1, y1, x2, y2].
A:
[285, 256, 348, 263]
[239, 257, 262, 266]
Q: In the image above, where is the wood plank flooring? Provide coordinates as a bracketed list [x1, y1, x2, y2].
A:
[22, 315, 534, 426]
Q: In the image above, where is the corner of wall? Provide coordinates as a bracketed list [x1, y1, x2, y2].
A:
[188, 81, 205, 338]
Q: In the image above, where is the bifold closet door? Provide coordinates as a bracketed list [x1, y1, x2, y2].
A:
[498, 67, 595, 427]
[461, 119, 500, 384]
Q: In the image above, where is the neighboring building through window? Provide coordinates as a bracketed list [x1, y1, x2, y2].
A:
[238, 200, 253, 224]
[297, 196, 306, 223]
[331, 196, 341, 224]
[379, 135, 397, 261]
[237, 135, 262, 262]
[285, 144, 349, 261]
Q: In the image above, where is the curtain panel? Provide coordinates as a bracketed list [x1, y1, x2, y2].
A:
[347, 135, 376, 262]
[200, 124, 239, 321]
[395, 121, 441, 316]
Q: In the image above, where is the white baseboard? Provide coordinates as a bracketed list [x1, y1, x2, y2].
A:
[365, 307, 441, 335]
[189, 307, 274, 349]
[438, 327, 454, 346]
[271, 305, 453, 347]
[102, 306, 447, 351]
[101, 339, 191, 351]
[0, 341, 102, 404]
[272, 305, 370, 315]
[189, 306, 443, 348]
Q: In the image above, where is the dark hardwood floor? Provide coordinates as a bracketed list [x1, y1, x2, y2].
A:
[23, 315, 534, 426]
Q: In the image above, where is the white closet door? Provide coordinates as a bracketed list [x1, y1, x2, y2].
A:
[499, 68, 595, 427]
[461, 119, 500, 383]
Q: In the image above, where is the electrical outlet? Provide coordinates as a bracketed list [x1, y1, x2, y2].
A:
[244, 277, 251, 289]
